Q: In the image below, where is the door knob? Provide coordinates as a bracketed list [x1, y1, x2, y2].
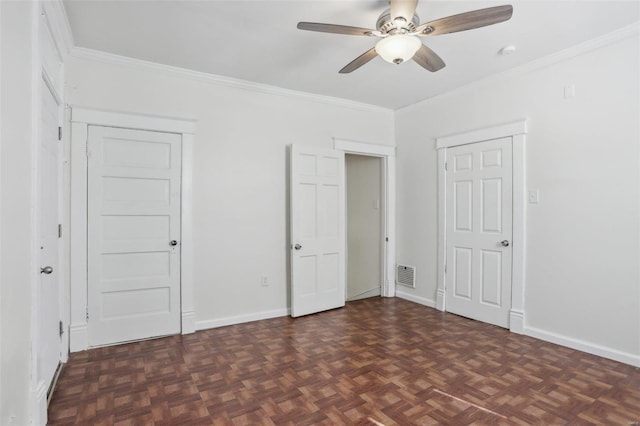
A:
[294, 244, 302, 250]
[170, 240, 178, 246]
[500, 240, 510, 247]
[41, 266, 53, 274]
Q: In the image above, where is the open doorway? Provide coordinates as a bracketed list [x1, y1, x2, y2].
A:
[346, 154, 384, 301]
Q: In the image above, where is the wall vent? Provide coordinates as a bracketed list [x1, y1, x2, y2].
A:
[396, 264, 416, 288]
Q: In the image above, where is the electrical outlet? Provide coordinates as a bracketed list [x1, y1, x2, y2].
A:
[261, 275, 269, 287]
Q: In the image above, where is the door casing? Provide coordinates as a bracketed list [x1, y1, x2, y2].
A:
[69, 107, 197, 352]
[436, 120, 527, 334]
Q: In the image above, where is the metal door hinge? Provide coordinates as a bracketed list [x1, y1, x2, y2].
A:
[444, 162, 448, 171]
[58, 126, 62, 141]
[385, 237, 389, 242]
[58, 224, 62, 238]
[86, 309, 89, 320]
[444, 264, 447, 273]
[59, 321, 63, 337]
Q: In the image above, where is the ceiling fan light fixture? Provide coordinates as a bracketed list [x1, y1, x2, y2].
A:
[375, 34, 421, 64]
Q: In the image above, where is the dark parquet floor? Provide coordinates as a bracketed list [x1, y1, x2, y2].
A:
[49, 298, 640, 425]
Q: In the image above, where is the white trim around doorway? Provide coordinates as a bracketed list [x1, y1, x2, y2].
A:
[334, 138, 396, 298]
[435, 120, 527, 334]
[69, 107, 197, 352]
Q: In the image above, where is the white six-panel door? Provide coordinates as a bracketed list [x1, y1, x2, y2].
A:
[445, 137, 513, 328]
[88, 126, 182, 346]
[290, 145, 346, 317]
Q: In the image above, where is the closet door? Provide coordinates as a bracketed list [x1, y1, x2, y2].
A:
[87, 126, 182, 346]
[446, 137, 513, 328]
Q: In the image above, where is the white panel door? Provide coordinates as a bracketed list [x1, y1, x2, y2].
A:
[88, 126, 181, 347]
[290, 145, 345, 317]
[37, 81, 61, 388]
[446, 138, 512, 328]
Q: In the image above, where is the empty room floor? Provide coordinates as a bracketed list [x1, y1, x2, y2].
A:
[48, 298, 639, 425]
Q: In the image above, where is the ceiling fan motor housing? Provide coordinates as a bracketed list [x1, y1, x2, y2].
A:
[376, 9, 420, 34]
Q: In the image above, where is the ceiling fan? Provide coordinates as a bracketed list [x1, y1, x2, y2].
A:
[297, 0, 513, 74]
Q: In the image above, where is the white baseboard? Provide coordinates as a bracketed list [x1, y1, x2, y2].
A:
[69, 322, 88, 352]
[435, 288, 446, 311]
[395, 289, 436, 308]
[181, 311, 196, 334]
[524, 325, 640, 367]
[195, 308, 290, 331]
[347, 287, 381, 302]
[32, 380, 48, 426]
[509, 309, 524, 334]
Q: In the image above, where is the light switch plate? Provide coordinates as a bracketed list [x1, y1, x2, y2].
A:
[564, 84, 575, 99]
[528, 189, 539, 204]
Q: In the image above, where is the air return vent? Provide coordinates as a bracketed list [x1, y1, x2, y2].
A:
[396, 264, 416, 288]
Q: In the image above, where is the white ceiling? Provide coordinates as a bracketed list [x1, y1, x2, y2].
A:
[63, 1, 639, 109]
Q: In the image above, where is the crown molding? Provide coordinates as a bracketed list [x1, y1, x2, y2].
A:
[41, 0, 74, 60]
[70, 47, 393, 115]
[397, 22, 640, 113]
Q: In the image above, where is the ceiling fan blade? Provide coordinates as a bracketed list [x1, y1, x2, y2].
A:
[412, 44, 445, 72]
[390, 0, 419, 22]
[297, 22, 375, 36]
[339, 48, 378, 74]
[415, 5, 513, 36]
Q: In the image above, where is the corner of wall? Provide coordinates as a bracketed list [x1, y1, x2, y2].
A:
[41, 0, 74, 59]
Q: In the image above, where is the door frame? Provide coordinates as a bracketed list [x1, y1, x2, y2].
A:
[344, 154, 385, 301]
[69, 107, 197, 352]
[334, 138, 396, 298]
[436, 120, 527, 333]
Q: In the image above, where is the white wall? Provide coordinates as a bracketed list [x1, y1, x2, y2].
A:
[346, 154, 382, 300]
[65, 55, 394, 326]
[1, 3, 3, 420]
[0, 1, 36, 424]
[395, 33, 640, 363]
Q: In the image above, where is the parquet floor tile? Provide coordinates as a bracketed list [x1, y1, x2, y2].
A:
[49, 298, 640, 425]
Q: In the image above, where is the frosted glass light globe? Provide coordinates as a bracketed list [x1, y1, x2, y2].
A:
[375, 34, 421, 64]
